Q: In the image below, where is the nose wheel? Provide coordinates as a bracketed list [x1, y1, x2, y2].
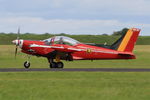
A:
[24, 61, 30, 69]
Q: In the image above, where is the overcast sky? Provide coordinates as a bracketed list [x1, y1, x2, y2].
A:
[0, 0, 150, 35]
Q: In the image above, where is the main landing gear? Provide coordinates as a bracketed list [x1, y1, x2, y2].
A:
[48, 58, 64, 68]
[50, 62, 64, 68]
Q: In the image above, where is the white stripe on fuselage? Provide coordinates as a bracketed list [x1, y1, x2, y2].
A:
[29, 44, 118, 54]
[29, 44, 64, 49]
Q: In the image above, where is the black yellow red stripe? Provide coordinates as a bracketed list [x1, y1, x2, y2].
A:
[117, 29, 133, 51]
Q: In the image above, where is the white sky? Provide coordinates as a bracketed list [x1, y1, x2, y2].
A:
[0, 0, 150, 35]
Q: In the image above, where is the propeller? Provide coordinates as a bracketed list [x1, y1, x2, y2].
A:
[13, 28, 20, 58]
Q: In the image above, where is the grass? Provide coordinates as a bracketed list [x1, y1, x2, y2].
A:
[0, 45, 150, 100]
[0, 72, 150, 100]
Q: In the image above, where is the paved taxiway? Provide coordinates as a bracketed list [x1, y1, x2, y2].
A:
[0, 68, 150, 72]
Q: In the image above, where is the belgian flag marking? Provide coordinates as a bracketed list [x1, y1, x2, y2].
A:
[117, 29, 133, 51]
[87, 48, 92, 53]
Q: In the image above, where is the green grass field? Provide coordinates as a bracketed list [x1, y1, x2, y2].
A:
[0, 45, 150, 100]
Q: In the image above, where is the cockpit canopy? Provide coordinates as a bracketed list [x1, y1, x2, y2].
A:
[44, 36, 80, 46]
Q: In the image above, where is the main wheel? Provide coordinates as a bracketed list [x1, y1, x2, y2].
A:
[57, 62, 64, 68]
[24, 61, 30, 69]
[50, 62, 57, 68]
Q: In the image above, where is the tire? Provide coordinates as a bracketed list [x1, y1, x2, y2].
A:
[24, 61, 30, 69]
[50, 62, 57, 68]
[57, 62, 64, 68]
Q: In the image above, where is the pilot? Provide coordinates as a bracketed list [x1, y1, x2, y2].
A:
[59, 37, 64, 44]
[45, 40, 50, 45]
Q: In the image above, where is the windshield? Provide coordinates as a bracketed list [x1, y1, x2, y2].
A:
[44, 36, 80, 46]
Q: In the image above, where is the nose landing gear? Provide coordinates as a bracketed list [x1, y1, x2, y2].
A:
[24, 55, 31, 69]
[24, 61, 30, 69]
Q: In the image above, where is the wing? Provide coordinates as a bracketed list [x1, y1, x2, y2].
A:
[29, 44, 85, 60]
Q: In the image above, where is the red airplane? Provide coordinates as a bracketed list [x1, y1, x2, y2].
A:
[12, 28, 140, 69]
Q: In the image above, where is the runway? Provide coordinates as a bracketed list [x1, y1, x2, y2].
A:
[0, 68, 150, 72]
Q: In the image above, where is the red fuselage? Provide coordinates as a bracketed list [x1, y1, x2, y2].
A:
[18, 40, 135, 60]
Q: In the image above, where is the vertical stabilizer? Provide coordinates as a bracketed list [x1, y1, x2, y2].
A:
[117, 28, 140, 52]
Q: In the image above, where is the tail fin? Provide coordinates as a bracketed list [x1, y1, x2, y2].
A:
[117, 28, 140, 52]
[110, 28, 140, 52]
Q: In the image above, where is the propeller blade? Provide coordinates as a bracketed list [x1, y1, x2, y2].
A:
[14, 27, 21, 59]
[17, 27, 20, 40]
[15, 45, 18, 59]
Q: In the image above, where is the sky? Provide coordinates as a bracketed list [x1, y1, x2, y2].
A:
[0, 0, 150, 35]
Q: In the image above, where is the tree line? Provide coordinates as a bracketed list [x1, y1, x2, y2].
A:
[0, 28, 129, 36]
